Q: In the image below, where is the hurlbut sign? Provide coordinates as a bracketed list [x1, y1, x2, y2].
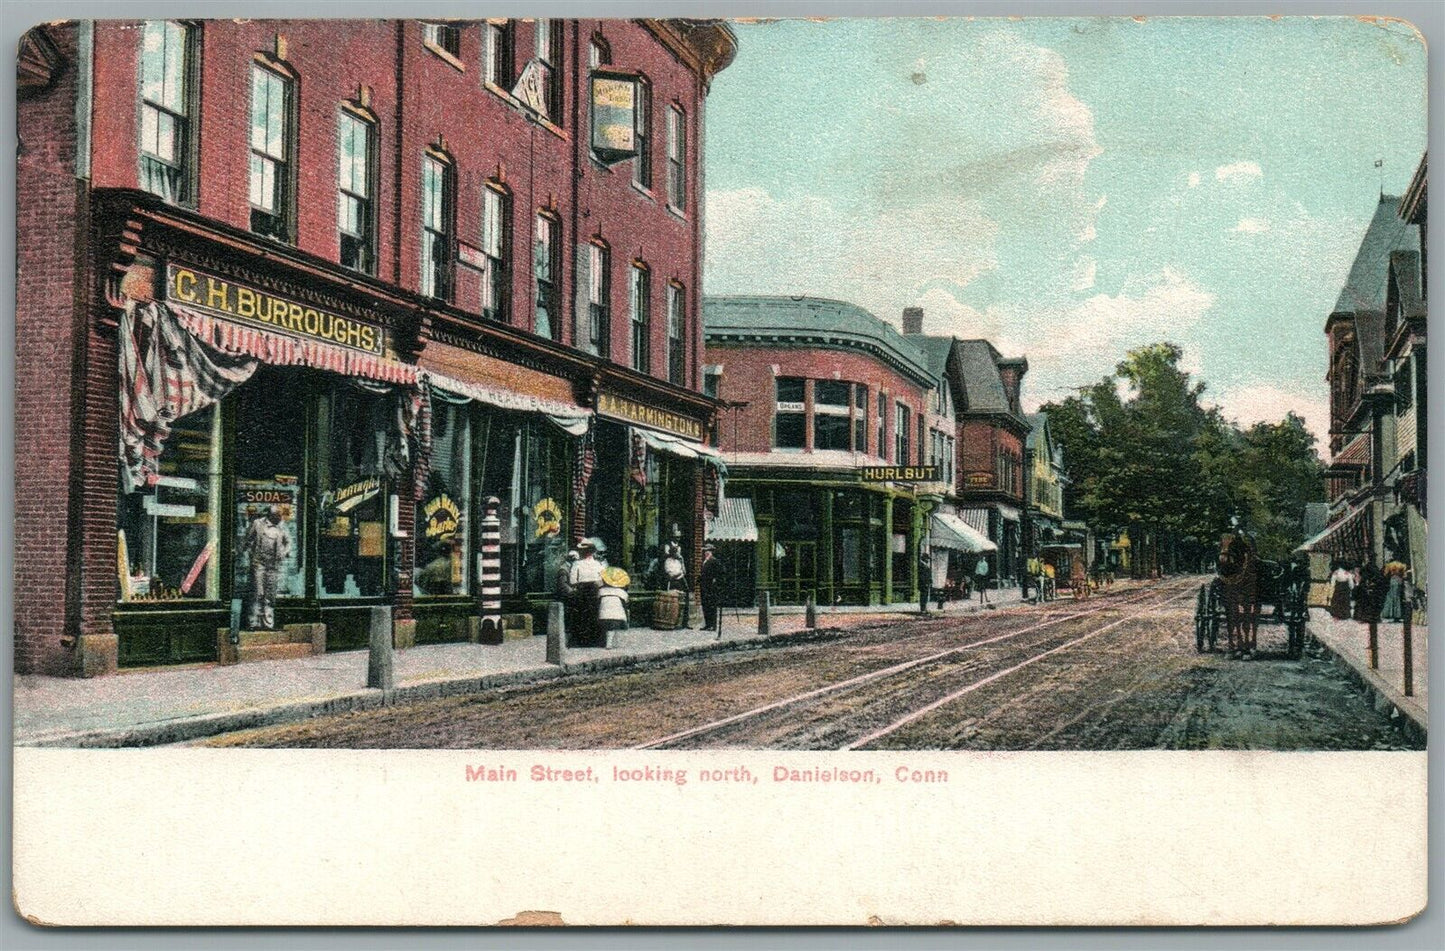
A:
[166, 263, 385, 355]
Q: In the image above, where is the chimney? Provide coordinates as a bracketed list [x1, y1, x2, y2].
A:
[902, 307, 924, 335]
[997, 357, 1028, 413]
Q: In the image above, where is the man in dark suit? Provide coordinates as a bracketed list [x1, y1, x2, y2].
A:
[699, 544, 726, 636]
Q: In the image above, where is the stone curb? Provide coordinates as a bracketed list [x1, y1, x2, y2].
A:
[18, 623, 861, 749]
[1305, 624, 1427, 746]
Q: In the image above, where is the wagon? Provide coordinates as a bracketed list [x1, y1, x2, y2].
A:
[1193, 533, 1310, 659]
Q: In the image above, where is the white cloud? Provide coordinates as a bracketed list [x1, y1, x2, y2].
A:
[1215, 160, 1263, 182]
[1187, 171, 1202, 188]
[1072, 256, 1097, 291]
[1231, 217, 1272, 234]
[984, 34, 1103, 188]
[1211, 384, 1330, 448]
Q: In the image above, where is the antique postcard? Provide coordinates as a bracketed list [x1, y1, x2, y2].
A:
[12, 12, 1429, 926]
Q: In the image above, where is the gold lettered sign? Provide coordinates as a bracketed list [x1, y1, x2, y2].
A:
[597, 392, 703, 441]
[860, 465, 941, 483]
[166, 263, 385, 355]
[590, 71, 638, 160]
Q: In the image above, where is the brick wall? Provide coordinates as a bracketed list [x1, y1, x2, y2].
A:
[16, 22, 82, 674]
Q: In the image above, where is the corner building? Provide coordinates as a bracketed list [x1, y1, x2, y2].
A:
[15, 18, 735, 675]
[703, 296, 957, 607]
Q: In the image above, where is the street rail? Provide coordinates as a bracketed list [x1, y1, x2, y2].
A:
[633, 581, 1190, 751]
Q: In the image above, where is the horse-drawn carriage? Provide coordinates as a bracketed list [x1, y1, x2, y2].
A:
[1194, 531, 1310, 659]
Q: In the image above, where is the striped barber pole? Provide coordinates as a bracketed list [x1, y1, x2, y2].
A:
[479, 496, 503, 639]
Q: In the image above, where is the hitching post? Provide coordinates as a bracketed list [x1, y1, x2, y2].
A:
[805, 593, 817, 629]
[546, 602, 565, 665]
[228, 598, 243, 645]
[479, 496, 503, 642]
[1402, 595, 1414, 697]
[367, 605, 394, 690]
[1367, 620, 1379, 670]
[757, 589, 771, 637]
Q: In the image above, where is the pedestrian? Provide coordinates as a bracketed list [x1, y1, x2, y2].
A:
[975, 554, 992, 608]
[567, 541, 604, 646]
[1381, 559, 1407, 622]
[918, 549, 933, 614]
[242, 504, 290, 629]
[1327, 560, 1353, 620]
[699, 544, 725, 635]
[554, 549, 578, 601]
[597, 566, 631, 648]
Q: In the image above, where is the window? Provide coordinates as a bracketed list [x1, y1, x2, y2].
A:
[630, 263, 650, 372]
[415, 399, 470, 597]
[483, 20, 514, 88]
[249, 63, 293, 242]
[139, 20, 193, 203]
[586, 242, 610, 357]
[1395, 359, 1413, 412]
[480, 185, 510, 321]
[317, 382, 391, 598]
[895, 403, 911, 466]
[421, 153, 454, 300]
[854, 386, 867, 452]
[918, 416, 926, 466]
[535, 18, 562, 121]
[814, 380, 851, 451]
[632, 80, 652, 190]
[775, 377, 806, 449]
[703, 366, 721, 400]
[423, 22, 461, 59]
[667, 105, 687, 210]
[945, 435, 955, 485]
[534, 214, 559, 339]
[878, 396, 888, 461]
[337, 109, 375, 274]
[117, 406, 220, 603]
[589, 36, 610, 68]
[667, 282, 686, 385]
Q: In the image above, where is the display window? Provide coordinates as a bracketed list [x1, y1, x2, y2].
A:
[117, 405, 221, 602]
[233, 367, 308, 600]
[316, 380, 391, 598]
[415, 398, 470, 596]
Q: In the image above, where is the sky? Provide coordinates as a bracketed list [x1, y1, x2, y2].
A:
[701, 16, 1427, 446]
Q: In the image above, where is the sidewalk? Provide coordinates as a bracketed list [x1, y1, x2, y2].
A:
[14, 588, 1027, 747]
[1306, 607, 1428, 743]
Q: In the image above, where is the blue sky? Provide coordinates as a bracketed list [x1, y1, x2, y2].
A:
[701, 16, 1426, 444]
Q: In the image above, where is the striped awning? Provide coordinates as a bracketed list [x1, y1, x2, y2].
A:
[173, 305, 416, 385]
[931, 512, 996, 553]
[1296, 503, 1373, 558]
[422, 370, 590, 434]
[957, 508, 991, 536]
[706, 496, 757, 542]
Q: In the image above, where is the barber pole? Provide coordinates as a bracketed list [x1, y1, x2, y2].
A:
[480, 496, 503, 640]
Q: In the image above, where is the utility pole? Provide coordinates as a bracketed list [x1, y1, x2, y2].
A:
[1021, 446, 1033, 603]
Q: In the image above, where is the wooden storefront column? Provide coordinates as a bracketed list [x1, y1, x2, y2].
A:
[819, 489, 834, 606]
[882, 495, 894, 605]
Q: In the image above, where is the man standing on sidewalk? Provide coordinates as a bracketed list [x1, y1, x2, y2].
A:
[918, 549, 933, 615]
[700, 544, 725, 634]
[975, 553, 992, 609]
[243, 504, 290, 630]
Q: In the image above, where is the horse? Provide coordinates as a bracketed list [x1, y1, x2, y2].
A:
[1217, 532, 1260, 658]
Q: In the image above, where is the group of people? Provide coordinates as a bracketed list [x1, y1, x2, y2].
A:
[1326, 557, 1414, 623]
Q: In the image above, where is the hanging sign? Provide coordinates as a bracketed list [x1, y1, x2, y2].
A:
[860, 465, 940, 483]
[512, 59, 549, 114]
[597, 391, 704, 441]
[590, 70, 639, 163]
[534, 498, 563, 538]
[423, 494, 461, 541]
[166, 263, 385, 355]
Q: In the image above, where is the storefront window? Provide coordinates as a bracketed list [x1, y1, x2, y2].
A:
[117, 406, 221, 602]
[316, 381, 391, 598]
[233, 368, 308, 601]
[519, 421, 572, 594]
[415, 399, 470, 596]
[814, 380, 851, 450]
[775, 376, 806, 450]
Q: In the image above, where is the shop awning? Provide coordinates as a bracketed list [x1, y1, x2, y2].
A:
[956, 508, 991, 537]
[421, 370, 590, 435]
[174, 304, 417, 384]
[707, 497, 757, 542]
[931, 512, 997, 553]
[638, 428, 728, 475]
[1296, 504, 1373, 557]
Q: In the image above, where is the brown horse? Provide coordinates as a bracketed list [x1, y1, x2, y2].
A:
[1217, 533, 1259, 657]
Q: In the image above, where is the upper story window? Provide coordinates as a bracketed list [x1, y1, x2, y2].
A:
[877, 395, 888, 461]
[854, 386, 868, 453]
[534, 18, 562, 122]
[895, 403, 911, 467]
[249, 62, 294, 242]
[1394, 358, 1414, 413]
[917, 416, 926, 467]
[423, 22, 462, 61]
[589, 35, 610, 68]
[480, 185, 510, 322]
[585, 242, 610, 358]
[667, 105, 687, 212]
[703, 366, 722, 400]
[533, 213, 559, 340]
[632, 79, 652, 190]
[814, 380, 852, 451]
[139, 20, 195, 204]
[337, 108, 375, 275]
[667, 282, 686, 385]
[630, 263, 650, 373]
[775, 377, 806, 449]
[483, 20, 514, 89]
[420, 152, 454, 300]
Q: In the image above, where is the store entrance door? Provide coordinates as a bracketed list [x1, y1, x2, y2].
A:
[778, 540, 817, 605]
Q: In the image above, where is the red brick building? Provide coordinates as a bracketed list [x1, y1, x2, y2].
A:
[702, 296, 959, 607]
[16, 18, 735, 675]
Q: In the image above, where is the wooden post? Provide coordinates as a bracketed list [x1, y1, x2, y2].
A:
[546, 601, 565, 666]
[367, 605, 394, 690]
[1402, 599, 1414, 697]
[757, 589, 771, 637]
[805, 593, 817, 629]
[1367, 620, 1379, 670]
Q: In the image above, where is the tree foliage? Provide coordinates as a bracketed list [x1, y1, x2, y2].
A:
[1040, 343, 1325, 562]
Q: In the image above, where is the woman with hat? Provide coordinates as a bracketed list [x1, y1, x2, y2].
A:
[568, 540, 605, 646]
[597, 565, 631, 647]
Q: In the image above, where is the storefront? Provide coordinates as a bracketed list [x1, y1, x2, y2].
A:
[114, 257, 423, 666]
[929, 507, 996, 598]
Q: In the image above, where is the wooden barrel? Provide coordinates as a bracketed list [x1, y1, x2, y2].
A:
[653, 590, 682, 630]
